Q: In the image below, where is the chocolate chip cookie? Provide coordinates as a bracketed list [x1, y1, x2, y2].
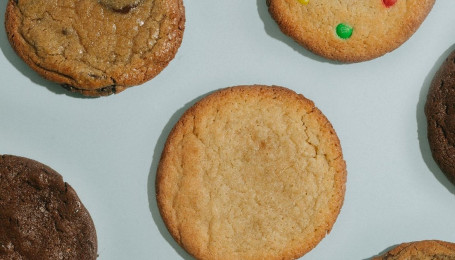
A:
[5, 0, 185, 96]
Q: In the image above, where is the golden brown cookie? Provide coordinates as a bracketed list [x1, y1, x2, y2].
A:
[267, 0, 435, 62]
[156, 85, 347, 259]
[0, 155, 97, 259]
[373, 240, 455, 260]
[5, 0, 185, 96]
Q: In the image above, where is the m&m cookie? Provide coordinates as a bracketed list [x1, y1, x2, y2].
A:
[267, 0, 435, 62]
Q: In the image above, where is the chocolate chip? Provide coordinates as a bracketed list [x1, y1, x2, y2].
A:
[99, 0, 142, 13]
[113, 5, 134, 13]
[97, 84, 117, 94]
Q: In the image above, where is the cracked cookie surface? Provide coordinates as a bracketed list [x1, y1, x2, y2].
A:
[425, 50, 455, 184]
[0, 155, 97, 260]
[156, 85, 347, 260]
[5, 0, 185, 96]
[267, 0, 435, 62]
[373, 240, 455, 260]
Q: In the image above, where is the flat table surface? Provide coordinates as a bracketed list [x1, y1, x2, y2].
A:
[1, 1, 455, 259]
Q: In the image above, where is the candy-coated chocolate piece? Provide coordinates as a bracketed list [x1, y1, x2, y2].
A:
[297, 0, 309, 4]
[383, 0, 397, 8]
[336, 23, 353, 39]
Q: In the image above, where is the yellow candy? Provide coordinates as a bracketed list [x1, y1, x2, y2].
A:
[297, 0, 309, 4]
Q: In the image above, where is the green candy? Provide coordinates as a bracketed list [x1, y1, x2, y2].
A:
[336, 23, 353, 39]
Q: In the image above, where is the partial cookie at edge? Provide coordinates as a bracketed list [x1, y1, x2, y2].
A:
[5, 0, 185, 96]
[373, 240, 455, 259]
[0, 155, 97, 259]
[425, 49, 455, 184]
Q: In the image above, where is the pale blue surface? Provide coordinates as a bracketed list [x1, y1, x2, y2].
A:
[1, 1, 455, 259]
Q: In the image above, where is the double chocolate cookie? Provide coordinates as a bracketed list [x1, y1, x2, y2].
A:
[425, 50, 455, 184]
[0, 155, 97, 259]
[5, 0, 185, 96]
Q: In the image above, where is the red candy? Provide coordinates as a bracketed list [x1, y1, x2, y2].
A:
[383, 0, 397, 7]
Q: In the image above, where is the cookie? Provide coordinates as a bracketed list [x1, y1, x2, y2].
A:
[5, 0, 185, 96]
[267, 0, 435, 62]
[425, 50, 455, 184]
[156, 85, 347, 259]
[373, 240, 455, 259]
[0, 155, 97, 259]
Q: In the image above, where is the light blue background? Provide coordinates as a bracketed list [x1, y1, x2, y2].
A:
[1, 1, 455, 259]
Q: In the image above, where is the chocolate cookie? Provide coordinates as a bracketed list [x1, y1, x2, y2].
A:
[5, 0, 185, 96]
[156, 85, 347, 259]
[425, 50, 455, 184]
[0, 155, 97, 259]
[373, 240, 455, 259]
[267, 0, 435, 62]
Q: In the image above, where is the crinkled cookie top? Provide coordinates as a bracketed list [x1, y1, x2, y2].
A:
[157, 85, 347, 260]
[5, 0, 185, 96]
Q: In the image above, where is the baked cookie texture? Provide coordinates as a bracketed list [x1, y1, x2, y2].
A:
[156, 85, 347, 259]
[425, 50, 455, 184]
[0, 155, 97, 260]
[373, 240, 455, 260]
[267, 0, 435, 62]
[5, 0, 185, 96]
